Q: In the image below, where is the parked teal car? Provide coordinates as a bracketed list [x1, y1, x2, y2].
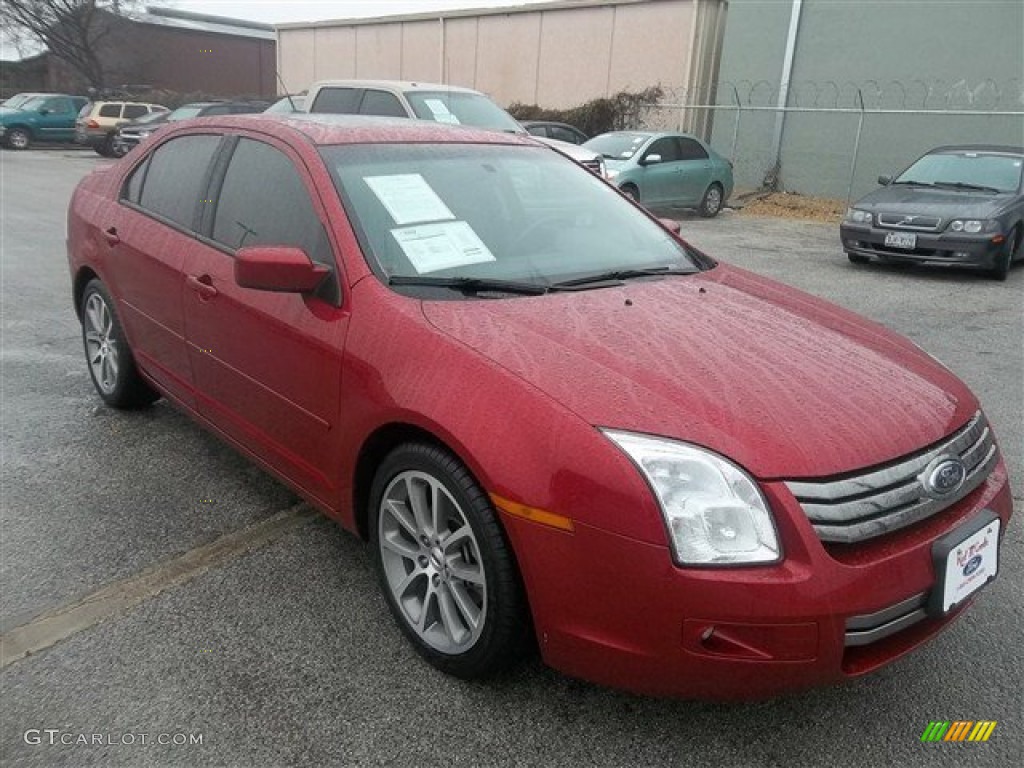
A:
[584, 131, 734, 217]
[0, 94, 88, 150]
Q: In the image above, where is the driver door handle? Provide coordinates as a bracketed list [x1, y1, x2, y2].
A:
[186, 274, 218, 299]
[103, 226, 120, 246]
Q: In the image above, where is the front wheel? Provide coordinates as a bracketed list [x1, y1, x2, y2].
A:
[80, 279, 159, 408]
[5, 127, 31, 150]
[369, 443, 528, 679]
[699, 183, 724, 218]
[989, 228, 1019, 281]
[93, 136, 115, 157]
[621, 184, 640, 202]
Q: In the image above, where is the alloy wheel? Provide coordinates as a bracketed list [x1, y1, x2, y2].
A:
[377, 470, 487, 654]
[84, 293, 120, 395]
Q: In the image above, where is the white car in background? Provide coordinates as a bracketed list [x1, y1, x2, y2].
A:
[301, 79, 606, 178]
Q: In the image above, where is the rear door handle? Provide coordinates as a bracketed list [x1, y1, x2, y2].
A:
[186, 274, 218, 299]
[103, 226, 120, 246]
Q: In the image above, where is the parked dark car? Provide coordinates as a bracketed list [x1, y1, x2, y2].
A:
[521, 120, 588, 145]
[112, 100, 269, 156]
[67, 114, 1011, 700]
[841, 145, 1024, 280]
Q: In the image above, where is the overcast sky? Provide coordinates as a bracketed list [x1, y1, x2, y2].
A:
[174, 0, 555, 25]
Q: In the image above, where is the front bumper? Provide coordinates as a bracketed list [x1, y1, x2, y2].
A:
[500, 457, 1012, 699]
[840, 223, 1006, 268]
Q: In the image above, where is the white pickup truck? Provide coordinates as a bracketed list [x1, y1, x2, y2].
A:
[301, 79, 606, 178]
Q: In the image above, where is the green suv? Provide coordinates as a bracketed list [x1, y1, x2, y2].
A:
[0, 94, 88, 149]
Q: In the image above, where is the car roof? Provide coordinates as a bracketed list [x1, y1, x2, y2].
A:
[929, 144, 1024, 156]
[163, 113, 541, 147]
[311, 79, 483, 95]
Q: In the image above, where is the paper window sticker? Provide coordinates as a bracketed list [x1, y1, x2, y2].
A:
[364, 174, 455, 226]
[391, 221, 496, 274]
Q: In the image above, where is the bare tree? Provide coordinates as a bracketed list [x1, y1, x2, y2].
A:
[0, 1, 142, 89]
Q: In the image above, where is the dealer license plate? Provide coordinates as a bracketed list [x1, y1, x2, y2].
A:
[934, 517, 999, 615]
[884, 231, 917, 249]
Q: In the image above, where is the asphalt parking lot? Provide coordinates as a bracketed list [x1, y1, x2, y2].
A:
[1, 148, 1021, 768]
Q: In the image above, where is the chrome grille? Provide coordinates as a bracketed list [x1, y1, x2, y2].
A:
[877, 213, 942, 231]
[845, 593, 927, 647]
[786, 412, 997, 544]
[580, 158, 603, 175]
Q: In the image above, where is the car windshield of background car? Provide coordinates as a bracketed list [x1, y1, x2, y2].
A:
[324, 142, 699, 291]
[898, 152, 1023, 193]
[585, 133, 649, 160]
[405, 92, 523, 133]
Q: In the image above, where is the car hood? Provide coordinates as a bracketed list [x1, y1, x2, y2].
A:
[854, 185, 1014, 219]
[421, 265, 976, 479]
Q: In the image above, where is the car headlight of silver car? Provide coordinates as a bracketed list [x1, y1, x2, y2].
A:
[844, 208, 872, 224]
[947, 219, 997, 234]
[603, 430, 781, 566]
[605, 167, 620, 180]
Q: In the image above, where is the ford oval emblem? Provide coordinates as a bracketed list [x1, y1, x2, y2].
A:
[963, 554, 983, 577]
[921, 456, 967, 498]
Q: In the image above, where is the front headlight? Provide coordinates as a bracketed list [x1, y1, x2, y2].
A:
[845, 208, 872, 224]
[948, 219, 997, 234]
[603, 430, 781, 566]
[605, 167, 620, 180]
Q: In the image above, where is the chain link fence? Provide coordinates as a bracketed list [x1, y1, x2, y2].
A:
[639, 79, 1024, 201]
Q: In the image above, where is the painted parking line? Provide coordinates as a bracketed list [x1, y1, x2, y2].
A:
[0, 504, 316, 668]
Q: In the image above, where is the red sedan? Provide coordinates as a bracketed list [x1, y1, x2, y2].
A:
[67, 114, 1012, 699]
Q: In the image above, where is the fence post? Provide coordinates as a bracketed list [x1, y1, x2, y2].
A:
[729, 84, 742, 163]
[846, 88, 866, 205]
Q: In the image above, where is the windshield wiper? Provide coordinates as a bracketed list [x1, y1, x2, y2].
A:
[388, 275, 549, 295]
[932, 180, 1001, 193]
[891, 180, 934, 187]
[550, 266, 697, 288]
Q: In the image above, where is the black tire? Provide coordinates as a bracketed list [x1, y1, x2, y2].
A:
[847, 252, 870, 265]
[93, 137, 114, 158]
[80, 279, 159, 408]
[989, 227, 1019, 282]
[368, 442, 528, 679]
[698, 182, 724, 218]
[621, 184, 640, 202]
[5, 127, 31, 150]
[110, 140, 128, 158]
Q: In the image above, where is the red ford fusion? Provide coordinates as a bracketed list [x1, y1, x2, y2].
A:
[67, 114, 1012, 699]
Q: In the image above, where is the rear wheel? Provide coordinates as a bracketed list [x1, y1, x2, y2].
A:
[80, 279, 159, 408]
[5, 127, 31, 150]
[369, 443, 527, 679]
[699, 183, 724, 218]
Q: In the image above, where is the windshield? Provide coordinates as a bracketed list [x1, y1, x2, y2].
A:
[405, 91, 522, 133]
[897, 151, 1023, 193]
[584, 133, 651, 160]
[3, 93, 41, 109]
[128, 110, 168, 126]
[166, 105, 205, 121]
[323, 143, 699, 293]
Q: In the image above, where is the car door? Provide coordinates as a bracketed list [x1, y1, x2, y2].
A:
[676, 137, 714, 205]
[639, 137, 684, 205]
[182, 135, 348, 502]
[38, 96, 77, 141]
[107, 133, 224, 406]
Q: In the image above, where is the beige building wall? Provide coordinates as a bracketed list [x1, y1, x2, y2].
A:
[278, 0, 719, 110]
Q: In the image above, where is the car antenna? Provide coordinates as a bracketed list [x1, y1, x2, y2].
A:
[276, 71, 297, 112]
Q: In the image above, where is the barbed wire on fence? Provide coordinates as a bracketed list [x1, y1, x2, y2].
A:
[647, 78, 1024, 111]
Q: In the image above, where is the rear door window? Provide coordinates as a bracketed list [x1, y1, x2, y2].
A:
[123, 104, 148, 119]
[137, 135, 222, 229]
[678, 138, 709, 161]
[311, 87, 360, 114]
[359, 89, 407, 118]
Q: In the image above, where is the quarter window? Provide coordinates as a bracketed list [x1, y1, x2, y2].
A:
[136, 135, 221, 229]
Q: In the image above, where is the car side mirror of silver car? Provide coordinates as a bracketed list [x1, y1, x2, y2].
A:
[877, 175, 893, 186]
[641, 154, 662, 166]
[235, 246, 329, 293]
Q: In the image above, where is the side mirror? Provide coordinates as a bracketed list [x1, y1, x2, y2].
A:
[658, 218, 682, 235]
[641, 153, 662, 166]
[877, 175, 893, 186]
[235, 246, 329, 293]
[38, 108, 50, 115]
